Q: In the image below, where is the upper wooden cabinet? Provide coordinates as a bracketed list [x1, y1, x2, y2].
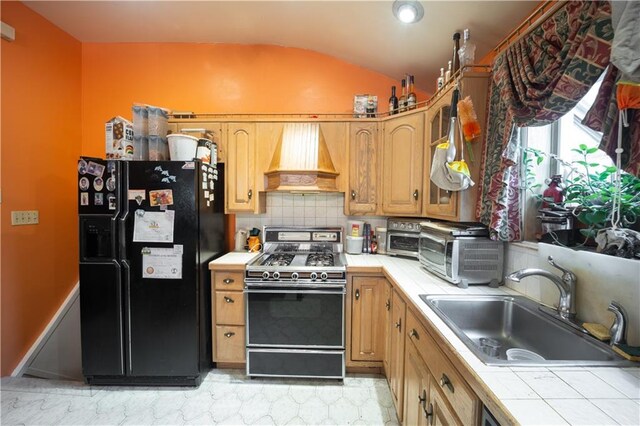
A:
[226, 123, 257, 212]
[382, 112, 424, 216]
[347, 122, 379, 215]
[350, 277, 386, 362]
[423, 72, 490, 221]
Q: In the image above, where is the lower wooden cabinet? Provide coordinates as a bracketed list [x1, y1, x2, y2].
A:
[214, 325, 245, 363]
[351, 277, 387, 362]
[211, 268, 246, 364]
[383, 280, 392, 379]
[389, 289, 407, 421]
[429, 381, 462, 426]
[403, 338, 431, 426]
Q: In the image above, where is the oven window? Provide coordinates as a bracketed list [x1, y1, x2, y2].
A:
[419, 236, 446, 266]
[388, 235, 419, 252]
[247, 292, 343, 347]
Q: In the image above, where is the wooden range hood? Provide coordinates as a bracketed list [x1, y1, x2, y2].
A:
[264, 123, 339, 192]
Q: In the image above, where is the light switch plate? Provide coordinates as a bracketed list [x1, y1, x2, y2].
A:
[11, 210, 39, 225]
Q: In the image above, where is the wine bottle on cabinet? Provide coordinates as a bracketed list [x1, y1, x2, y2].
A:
[437, 68, 444, 90]
[458, 28, 476, 67]
[399, 79, 407, 113]
[407, 75, 417, 109]
[452, 32, 461, 75]
[444, 60, 452, 82]
[388, 86, 399, 115]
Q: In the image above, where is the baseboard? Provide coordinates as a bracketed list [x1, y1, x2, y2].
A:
[11, 282, 79, 377]
[23, 367, 80, 382]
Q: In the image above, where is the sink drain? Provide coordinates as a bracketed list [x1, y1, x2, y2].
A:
[479, 337, 502, 357]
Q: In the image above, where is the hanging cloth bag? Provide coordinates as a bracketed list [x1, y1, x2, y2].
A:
[430, 85, 475, 191]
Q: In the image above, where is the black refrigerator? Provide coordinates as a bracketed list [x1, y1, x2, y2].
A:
[77, 158, 225, 386]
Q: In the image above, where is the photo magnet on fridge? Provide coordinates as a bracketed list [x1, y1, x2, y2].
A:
[149, 189, 174, 206]
[93, 177, 104, 191]
[94, 193, 104, 206]
[86, 161, 105, 178]
[80, 192, 89, 206]
[79, 177, 90, 191]
[107, 194, 116, 210]
[78, 159, 87, 175]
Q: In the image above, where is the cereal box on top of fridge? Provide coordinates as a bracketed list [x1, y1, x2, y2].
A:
[106, 116, 134, 160]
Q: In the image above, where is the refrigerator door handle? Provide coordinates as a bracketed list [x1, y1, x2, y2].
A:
[121, 259, 133, 375]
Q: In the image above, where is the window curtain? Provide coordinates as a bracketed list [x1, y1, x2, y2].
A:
[476, 0, 613, 241]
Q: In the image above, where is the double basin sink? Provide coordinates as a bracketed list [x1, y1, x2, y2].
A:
[421, 295, 632, 366]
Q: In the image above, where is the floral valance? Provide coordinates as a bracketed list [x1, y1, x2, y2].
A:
[477, 1, 614, 241]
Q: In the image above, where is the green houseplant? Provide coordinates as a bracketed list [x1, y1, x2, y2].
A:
[523, 144, 640, 242]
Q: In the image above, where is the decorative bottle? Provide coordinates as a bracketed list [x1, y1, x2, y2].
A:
[444, 60, 452, 82]
[437, 68, 444, 90]
[458, 29, 476, 67]
[399, 79, 407, 113]
[452, 32, 461, 75]
[407, 75, 417, 110]
[388, 86, 398, 115]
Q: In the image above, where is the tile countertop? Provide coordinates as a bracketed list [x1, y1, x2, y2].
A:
[209, 252, 640, 425]
[345, 254, 640, 426]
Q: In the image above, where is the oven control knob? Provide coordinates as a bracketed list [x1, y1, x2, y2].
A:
[262, 271, 270, 280]
[400, 223, 405, 229]
[291, 272, 299, 281]
[417, 224, 421, 231]
[320, 272, 328, 281]
[408, 223, 414, 230]
[273, 272, 280, 280]
[310, 272, 318, 281]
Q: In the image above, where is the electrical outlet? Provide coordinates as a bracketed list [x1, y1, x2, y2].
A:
[11, 210, 39, 225]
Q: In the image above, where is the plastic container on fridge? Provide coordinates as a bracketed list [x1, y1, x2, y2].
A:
[132, 105, 148, 137]
[147, 106, 169, 136]
[168, 134, 198, 161]
[148, 136, 169, 160]
[133, 136, 149, 161]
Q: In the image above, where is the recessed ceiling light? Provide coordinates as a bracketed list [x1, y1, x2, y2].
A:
[393, 1, 424, 24]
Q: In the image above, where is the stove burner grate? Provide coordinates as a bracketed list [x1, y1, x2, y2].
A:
[260, 253, 295, 267]
[305, 253, 335, 267]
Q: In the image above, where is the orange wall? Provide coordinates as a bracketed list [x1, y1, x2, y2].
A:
[81, 43, 428, 156]
[0, 1, 82, 376]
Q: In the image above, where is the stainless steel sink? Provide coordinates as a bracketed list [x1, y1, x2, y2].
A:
[421, 295, 633, 366]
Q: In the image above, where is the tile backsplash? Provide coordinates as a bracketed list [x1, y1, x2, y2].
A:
[505, 242, 640, 346]
[235, 192, 387, 234]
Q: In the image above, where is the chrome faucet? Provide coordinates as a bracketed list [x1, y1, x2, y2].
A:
[608, 301, 628, 346]
[507, 256, 577, 320]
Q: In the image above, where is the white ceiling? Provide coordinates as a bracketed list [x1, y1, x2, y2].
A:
[23, 0, 536, 91]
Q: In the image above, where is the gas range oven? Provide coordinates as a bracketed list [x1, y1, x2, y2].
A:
[244, 227, 346, 379]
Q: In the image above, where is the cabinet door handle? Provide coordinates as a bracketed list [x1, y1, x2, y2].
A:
[224, 296, 234, 303]
[351, 190, 357, 200]
[418, 389, 426, 404]
[413, 189, 419, 200]
[409, 328, 419, 339]
[385, 300, 391, 311]
[247, 189, 253, 200]
[424, 402, 433, 424]
[355, 289, 360, 300]
[223, 278, 235, 284]
[395, 318, 402, 330]
[440, 373, 454, 393]
[224, 332, 235, 338]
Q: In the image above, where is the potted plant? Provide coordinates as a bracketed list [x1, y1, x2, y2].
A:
[523, 144, 640, 252]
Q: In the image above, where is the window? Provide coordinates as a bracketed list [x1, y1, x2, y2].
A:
[520, 79, 607, 241]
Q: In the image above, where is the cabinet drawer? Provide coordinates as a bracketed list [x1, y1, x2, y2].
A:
[215, 291, 245, 325]
[213, 272, 244, 291]
[215, 325, 245, 362]
[406, 310, 478, 426]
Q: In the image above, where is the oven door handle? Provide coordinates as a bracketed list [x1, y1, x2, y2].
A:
[389, 232, 420, 239]
[419, 232, 448, 246]
[244, 288, 346, 295]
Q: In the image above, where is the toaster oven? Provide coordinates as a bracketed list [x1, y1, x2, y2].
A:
[386, 218, 424, 258]
[418, 222, 504, 288]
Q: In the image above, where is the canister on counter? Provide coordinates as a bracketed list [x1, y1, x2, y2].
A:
[376, 227, 387, 254]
